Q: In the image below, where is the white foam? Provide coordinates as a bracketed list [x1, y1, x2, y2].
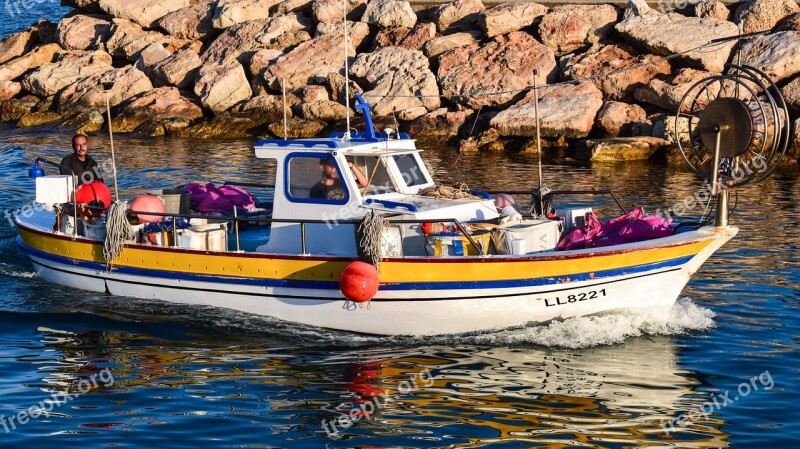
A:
[254, 297, 717, 349]
[0, 262, 37, 279]
[464, 297, 716, 348]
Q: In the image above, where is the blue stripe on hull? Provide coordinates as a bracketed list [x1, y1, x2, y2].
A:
[17, 237, 694, 291]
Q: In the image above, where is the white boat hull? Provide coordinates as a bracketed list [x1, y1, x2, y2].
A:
[23, 225, 731, 335]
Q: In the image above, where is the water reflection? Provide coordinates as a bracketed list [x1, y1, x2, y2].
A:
[18, 323, 731, 447]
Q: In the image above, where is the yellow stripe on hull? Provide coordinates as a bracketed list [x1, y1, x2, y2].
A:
[18, 227, 715, 284]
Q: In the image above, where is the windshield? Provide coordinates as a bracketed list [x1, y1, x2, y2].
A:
[351, 156, 396, 195]
[393, 154, 428, 187]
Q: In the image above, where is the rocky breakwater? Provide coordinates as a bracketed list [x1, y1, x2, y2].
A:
[0, 0, 798, 164]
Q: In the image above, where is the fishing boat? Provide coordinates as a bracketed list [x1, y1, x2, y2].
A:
[14, 65, 789, 335]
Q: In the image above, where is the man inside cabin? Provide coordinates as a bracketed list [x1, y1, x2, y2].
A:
[60, 133, 104, 185]
[310, 158, 368, 200]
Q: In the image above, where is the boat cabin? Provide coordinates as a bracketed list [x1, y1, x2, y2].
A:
[254, 130, 500, 256]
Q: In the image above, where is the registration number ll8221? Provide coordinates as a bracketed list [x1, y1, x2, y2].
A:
[544, 289, 607, 307]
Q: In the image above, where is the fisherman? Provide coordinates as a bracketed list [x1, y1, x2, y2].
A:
[60, 133, 104, 185]
[310, 158, 367, 200]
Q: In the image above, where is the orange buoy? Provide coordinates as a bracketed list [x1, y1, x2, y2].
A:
[75, 182, 112, 217]
[421, 222, 447, 234]
[339, 261, 379, 303]
[130, 194, 167, 223]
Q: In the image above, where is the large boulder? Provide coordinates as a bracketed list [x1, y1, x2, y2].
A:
[111, 87, 203, 132]
[0, 31, 34, 65]
[327, 72, 362, 104]
[398, 22, 436, 51]
[22, 50, 113, 97]
[423, 30, 480, 58]
[297, 100, 348, 122]
[615, 0, 738, 72]
[734, 0, 800, 33]
[479, 2, 547, 38]
[597, 101, 648, 137]
[539, 5, 620, 55]
[202, 14, 310, 67]
[562, 43, 672, 101]
[32, 20, 58, 45]
[56, 14, 112, 51]
[194, 62, 253, 113]
[695, 0, 730, 20]
[406, 108, 467, 143]
[373, 27, 411, 50]
[156, 0, 216, 41]
[738, 31, 800, 83]
[362, 0, 416, 29]
[264, 22, 370, 90]
[134, 43, 171, 75]
[97, 0, 191, 28]
[312, 0, 366, 23]
[106, 19, 172, 61]
[62, 110, 105, 134]
[350, 47, 440, 119]
[634, 68, 717, 112]
[18, 112, 62, 128]
[0, 43, 61, 82]
[61, 0, 103, 13]
[782, 76, 800, 109]
[372, 23, 435, 50]
[57, 66, 153, 112]
[273, 0, 313, 15]
[0, 96, 38, 122]
[576, 137, 668, 161]
[249, 48, 284, 94]
[150, 49, 202, 88]
[490, 82, 604, 138]
[438, 31, 556, 109]
[212, 0, 283, 29]
[433, 0, 484, 34]
[0, 80, 21, 101]
[238, 94, 292, 124]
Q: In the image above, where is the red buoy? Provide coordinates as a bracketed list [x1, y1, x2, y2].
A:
[339, 261, 379, 303]
[130, 194, 167, 223]
[75, 182, 112, 217]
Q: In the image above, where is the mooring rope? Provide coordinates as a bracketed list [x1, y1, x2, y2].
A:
[103, 201, 135, 269]
[418, 184, 482, 200]
[357, 210, 386, 272]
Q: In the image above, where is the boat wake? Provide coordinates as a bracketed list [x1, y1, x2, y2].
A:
[463, 297, 716, 348]
[249, 297, 716, 349]
[0, 262, 37, 279]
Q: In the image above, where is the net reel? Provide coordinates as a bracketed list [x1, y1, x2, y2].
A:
[675, 64, 790, 225]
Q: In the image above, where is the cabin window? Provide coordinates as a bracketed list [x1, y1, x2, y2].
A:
[393, 154, 428, 187]
[286, 155, 349, 204]
[352, 156, 397, 195]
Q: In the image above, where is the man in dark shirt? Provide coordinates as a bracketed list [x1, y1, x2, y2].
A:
[60, 134, 104, 185]
[310, 158, 367, 200]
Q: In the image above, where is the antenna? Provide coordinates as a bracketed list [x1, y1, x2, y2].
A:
[533, 70, 543, 190]
[531, 69, 550, 218]
[97, 82, 119, 201]
[343, 0, 351, 140]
